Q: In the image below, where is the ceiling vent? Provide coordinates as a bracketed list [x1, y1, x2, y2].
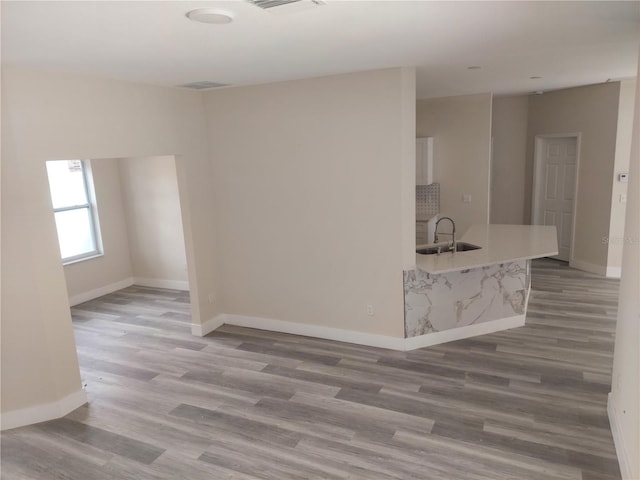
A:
[178, 81, 228, 90]
[247, 0, 326, 14]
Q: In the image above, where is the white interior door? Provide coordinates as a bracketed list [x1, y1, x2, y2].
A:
[533, 137, 577, 262]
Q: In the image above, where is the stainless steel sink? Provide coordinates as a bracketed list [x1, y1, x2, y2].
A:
[453, 242, 482, 252]
[416, 242, 481, 255]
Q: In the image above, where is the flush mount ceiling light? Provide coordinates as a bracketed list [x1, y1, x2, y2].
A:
[186, 8, 234, 24]
[178, 81, 229, 90]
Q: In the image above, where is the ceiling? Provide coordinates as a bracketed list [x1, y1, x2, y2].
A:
[2, 1, 639, 99]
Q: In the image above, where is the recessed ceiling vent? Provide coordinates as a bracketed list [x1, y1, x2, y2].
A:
[247, 0, 326, 15]
[178, 81, 228, 90]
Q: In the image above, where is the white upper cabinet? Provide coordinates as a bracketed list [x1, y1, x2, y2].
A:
[416, 137, 434, 186]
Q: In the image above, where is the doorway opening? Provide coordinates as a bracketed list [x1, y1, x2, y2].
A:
[45, 155, 192, 305]
[532, 134, 581, 263]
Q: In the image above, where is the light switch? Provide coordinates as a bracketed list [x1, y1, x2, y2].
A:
[463, 194, 472, 203]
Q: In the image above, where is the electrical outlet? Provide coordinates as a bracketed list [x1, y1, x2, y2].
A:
[620, 194, 627, 203]
[208, 293, 215, 304]
[463, 194, 472, 203]
[366, 304, 375, 316]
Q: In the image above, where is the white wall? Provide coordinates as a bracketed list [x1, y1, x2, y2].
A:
[1, 65, 216, 427]
[490, 82, 633, 275]
[416, 93, 493, 235]
[606, 79, 636, 276]
[119, 155, 188, 289]
[2, 64, 415, 428]
[400, 69, 418, 268]
[609, 61, 640, 479]
[204, 68, 415, 338]
[63, 155, 189, 304]
[490, 95, 528, 224]
[63, 158, 134, 304]
[526, 82, 621, 272]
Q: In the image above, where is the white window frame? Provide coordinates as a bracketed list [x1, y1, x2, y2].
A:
[49, 160, 103, 264]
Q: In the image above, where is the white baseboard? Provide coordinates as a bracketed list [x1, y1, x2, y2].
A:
[192, 313, 525, 351]
[69, 277, 134, 306]
[223, 314, 407, 350]
[606, 266, 622, 279]
[69, 277, 189, 306]
[608, 393, 634, 479]
[192, 315, 225, 337]
[570, 258, 607, 276]
[1, 388, 87, 431]
[133, 277, 189, 291]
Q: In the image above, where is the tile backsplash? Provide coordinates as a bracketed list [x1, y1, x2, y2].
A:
[416, 183, 440, 220]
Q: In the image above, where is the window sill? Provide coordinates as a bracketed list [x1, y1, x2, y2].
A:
[62, 252, 104, 266]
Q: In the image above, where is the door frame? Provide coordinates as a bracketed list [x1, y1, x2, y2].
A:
[531, 133, 582, 264]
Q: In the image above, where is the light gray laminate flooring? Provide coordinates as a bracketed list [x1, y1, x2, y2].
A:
[1, 259, 622, 479]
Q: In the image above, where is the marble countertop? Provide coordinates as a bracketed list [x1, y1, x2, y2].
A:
[415, 224, 558, 274]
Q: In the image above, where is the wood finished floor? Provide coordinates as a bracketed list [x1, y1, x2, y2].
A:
[1, 259, 622, 479]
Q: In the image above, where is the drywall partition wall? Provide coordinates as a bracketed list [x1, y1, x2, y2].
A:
[608, 57, 640, 480]
[119, 155, 189, 290]
[490, 95, 529, 224]
[63, 158, 134, 305]
[204, 68, 415, 338]
[1, 65, 216, 429]
[416, 93, 493, 235]
[400, 68, 417, 268]
[607, 79, 636, 276]
[1, 136, 86, 429]
[526, 82, 621, 273]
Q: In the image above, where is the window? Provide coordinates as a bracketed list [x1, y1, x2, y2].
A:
[46, 160, 101, 263]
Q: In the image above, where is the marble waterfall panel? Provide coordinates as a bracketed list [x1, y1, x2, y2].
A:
[403, 260, 530, 337]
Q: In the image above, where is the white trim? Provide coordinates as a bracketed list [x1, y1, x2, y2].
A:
[191, 315, 225, 337]
[49, 159, 102, 265]
[569, 258, 607, 276]
[69, 277, 189, 306]
[68, 277, 134, 306]
[63, 252, 104, 266]
[133, 277, 189, 291]
[532, 133, 581, 264]
[608, 393, 633, 479]
[606, 266, 622, 279]
[1, 389, 87, 431]
[192, 313, 525, 352]
[224, 314, 407, 350]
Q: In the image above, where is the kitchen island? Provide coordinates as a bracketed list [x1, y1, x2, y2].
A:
[404, 224, 557, 348]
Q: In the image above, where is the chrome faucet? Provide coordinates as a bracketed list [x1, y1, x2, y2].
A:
[434, 216, 456, 251]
